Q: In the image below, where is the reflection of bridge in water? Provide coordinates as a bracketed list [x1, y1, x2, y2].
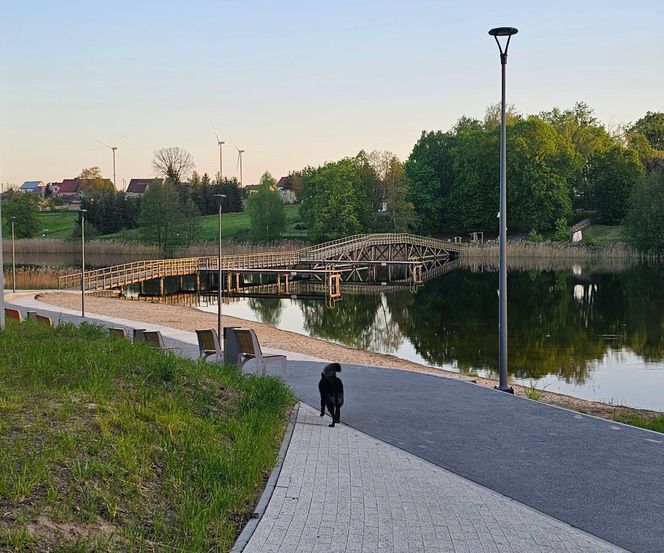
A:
[59, 234, 466, 301]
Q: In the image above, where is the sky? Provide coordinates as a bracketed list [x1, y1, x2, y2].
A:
[1, 0, 662, 189]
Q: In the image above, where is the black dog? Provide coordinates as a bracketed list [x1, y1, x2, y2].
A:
[318, 363, 344, 427]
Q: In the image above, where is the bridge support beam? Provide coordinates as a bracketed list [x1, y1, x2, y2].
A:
[159, 278, 165, 296]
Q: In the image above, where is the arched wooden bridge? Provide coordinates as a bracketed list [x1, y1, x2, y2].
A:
[58, 233, 466, 294]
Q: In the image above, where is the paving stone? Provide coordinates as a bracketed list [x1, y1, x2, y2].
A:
[242, 403, 625, 552]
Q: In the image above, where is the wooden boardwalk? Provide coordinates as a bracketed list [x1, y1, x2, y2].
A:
[59, 233, 466, 292]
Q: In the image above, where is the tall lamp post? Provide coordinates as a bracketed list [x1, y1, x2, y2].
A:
[489, 26, 518, 394]
[10, 217, 16, 293]
[80, 209, 87, 318]
[214, 194, 227, 344]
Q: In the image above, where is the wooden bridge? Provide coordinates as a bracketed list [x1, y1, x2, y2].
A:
[58, 233, 466, 295]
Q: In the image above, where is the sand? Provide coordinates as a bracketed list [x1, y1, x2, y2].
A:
[36, 291, 660, 422]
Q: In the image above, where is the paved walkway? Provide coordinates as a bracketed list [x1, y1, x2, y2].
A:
[243, 403, 622, 553]
[6, 294, 661, 552]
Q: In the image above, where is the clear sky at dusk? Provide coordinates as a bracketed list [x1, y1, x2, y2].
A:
[1, 0, 662, 189]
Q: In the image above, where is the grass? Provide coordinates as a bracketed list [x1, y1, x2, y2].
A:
[613, 413, 664, 434]
[2, 266, 72, 289]
[0, 320, 294, 551]
[523, 381, 543, 401]
[36, 211, 79, 239]
[99, 205, 304, 243]
[582, 224, 625, 245]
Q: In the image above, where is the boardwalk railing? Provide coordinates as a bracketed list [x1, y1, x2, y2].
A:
[59, 234, 465, 291]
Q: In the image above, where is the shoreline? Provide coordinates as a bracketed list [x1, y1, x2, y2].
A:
[34, 291, 661, 423]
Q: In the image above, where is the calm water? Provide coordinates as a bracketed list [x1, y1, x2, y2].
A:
[198, 262, 664, 411]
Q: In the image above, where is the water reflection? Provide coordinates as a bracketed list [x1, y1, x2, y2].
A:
[215, 261, 664, 410]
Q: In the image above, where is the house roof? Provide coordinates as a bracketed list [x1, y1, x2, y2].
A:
[58, 179, 81, 194]
[127, 178, 161, 194]
[276, 176, 289, 189]
[20, 181, 45, 190]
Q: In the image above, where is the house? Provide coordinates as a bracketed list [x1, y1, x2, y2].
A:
[19, 181, 46, 196]
[52, 179, 81, 201]
[126, 178, 162, 198]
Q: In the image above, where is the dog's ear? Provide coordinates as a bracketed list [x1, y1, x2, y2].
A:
[332, 363, 341, 372]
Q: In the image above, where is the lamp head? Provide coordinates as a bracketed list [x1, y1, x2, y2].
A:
[488, 27, 518, 37]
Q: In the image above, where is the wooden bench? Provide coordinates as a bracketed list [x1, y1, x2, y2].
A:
[196, 329, 222, 362]
[4, 308, 23, 322]
[109, 327, 128, 339]
[143, 330, 180, 352]
[233, 328, 287, 378]
[35, 314, 52, 327]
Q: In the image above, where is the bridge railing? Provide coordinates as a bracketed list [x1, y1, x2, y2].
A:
[59, 234, 465, 291]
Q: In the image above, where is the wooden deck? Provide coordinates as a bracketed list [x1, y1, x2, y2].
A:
[59, 233, 466, 291]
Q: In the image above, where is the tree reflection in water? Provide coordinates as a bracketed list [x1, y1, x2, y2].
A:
[294, 262, 664, 384]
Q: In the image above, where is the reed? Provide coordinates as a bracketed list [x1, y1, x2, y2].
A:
[175, 239, 309, 257]
[2, 266, 73, 289]
[460, 240, 642, 260]
[2, 238, 160, 256]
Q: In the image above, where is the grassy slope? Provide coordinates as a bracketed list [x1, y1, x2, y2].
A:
[581, 224, 625, 245]
[0, 321, 293, 552]
[36, 211, 79, 239]
[99, 204, 304, 242]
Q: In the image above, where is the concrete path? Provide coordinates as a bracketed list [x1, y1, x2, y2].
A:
[6, 296, 662, 552]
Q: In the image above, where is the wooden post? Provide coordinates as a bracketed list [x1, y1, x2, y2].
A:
[285, 273, 289, 294]
[195, 272, 200, 292]
[159, 278, 165, 296]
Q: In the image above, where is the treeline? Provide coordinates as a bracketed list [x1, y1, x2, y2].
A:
[296, 104, 664, 252]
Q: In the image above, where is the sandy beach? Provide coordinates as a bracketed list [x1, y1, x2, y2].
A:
[36, 291, 659, 421]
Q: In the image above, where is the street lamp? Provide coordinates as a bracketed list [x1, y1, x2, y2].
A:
[214, 194, 227, 345]
[489, 26, 518, 394]
[80, 209, 87, 318]
[10, 217, 16, 293]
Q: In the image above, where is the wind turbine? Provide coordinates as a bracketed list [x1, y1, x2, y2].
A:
[231, 142, 245, 187]
[97, 138, 122, 190]
[214, 129, 225, 181]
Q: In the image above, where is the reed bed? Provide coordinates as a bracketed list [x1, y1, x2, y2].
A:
[175, 239, 309, 257]
[2, 266, 73, 289]
[457, 255, 640, 273]
[2, 238, 160, 256]
[461, 240, 642, 260]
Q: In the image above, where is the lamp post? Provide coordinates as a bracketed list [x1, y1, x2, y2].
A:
[10, 217, 16, 293]
[489, 26, 518, 394]
[80, 209, 87, 318]
[214, 194, 227, 344]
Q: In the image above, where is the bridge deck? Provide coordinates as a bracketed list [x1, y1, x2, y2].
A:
[59, 233, 467, 291]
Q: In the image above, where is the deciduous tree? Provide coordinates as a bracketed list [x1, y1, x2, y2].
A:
[246, 172, 286, 242]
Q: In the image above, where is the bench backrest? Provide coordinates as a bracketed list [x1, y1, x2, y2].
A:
[235, 329, 258, 357]
[196, 329, 220, 353]
[4, 308, 22, 322]
[35, 314, 52, 327]
[109, 327, 128, 339]
[143, 331, 165, 348]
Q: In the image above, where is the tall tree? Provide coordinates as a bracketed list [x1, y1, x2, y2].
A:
[3, 194, 40, 238]
[625, 167, 664, 254]
[404, 130, 456, 233]
[138, 181, 189, 252]
[246, 172, 286, 242]
[589, 145, 645, 224]
[152, 147, 195, 183]
[78, 166, 114, 197]
[629, 111, 664, 150]
[368, 151, 415, 232]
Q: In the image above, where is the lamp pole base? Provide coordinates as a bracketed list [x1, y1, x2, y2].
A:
[494, 385, 515, 394]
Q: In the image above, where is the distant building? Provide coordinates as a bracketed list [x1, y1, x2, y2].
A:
[52, 179, 81, 201]
[276, 176, 290, 190]
[19, 180, 46, 196]
[126, 178, 162, 198]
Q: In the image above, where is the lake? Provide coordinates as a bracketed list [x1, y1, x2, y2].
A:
[197, 260, 664, 411]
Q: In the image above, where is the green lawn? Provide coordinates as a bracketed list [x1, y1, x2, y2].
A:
[99, 204, 305, 242]
[0, 320, 293, 551]
[582, 224, 625, 245]
[35, 210, 79, 239]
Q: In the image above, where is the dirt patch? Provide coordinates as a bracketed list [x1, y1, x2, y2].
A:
[37, 292, 662, 423]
